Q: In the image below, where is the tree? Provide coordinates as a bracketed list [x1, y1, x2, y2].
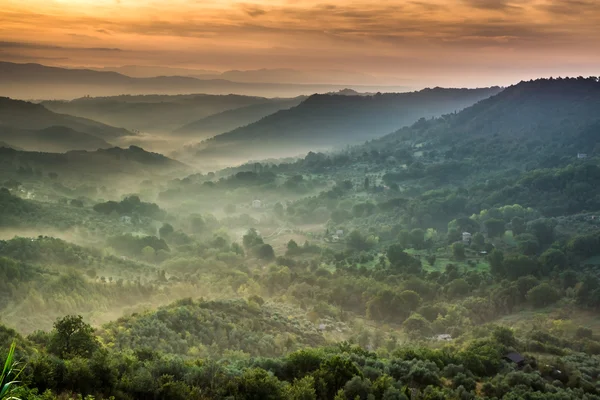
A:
[511, 216, 526, 236]
[399, 290, 422, 311]
[347, 230, 373, 251]
[237, 368, 285, 400]
[452, 242, 466, 260]
[48, 315, 99, 359]
[472, 232, 485, 249]
[484, 219, 506, 238]
[257, 244, 275, 260]
[488, 249, 504, 276]
[364, 177, 370, 191]
[287, 376, 317, 400]
[527, 218, 556, 246]
[515, 233, 540, 256]
[527, 283, 560, 308]
[539, 248, 567, 272]
[403, 313, 432, 338]
[344, 376, 373, 400]
[159, 223, 174, 239]
[224, 204, 237, 214]
[410, 229, 425, 249]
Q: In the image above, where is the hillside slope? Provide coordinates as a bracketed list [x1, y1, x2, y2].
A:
[0, 97, 131, 140]
[191, 87, 503, 163]
[98, 298, 326, 357]
[43, 94, 280, 133]
[369, 77, 600, 170]
[173, 97, 306, 137]
[0, 145, 189, 180]
[0, 125, 112, 152]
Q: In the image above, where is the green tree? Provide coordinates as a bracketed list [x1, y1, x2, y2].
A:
[511, 216, 526, 236]
[224, 204, 237, 214]
[403, 313, 432, 338]
[515, 233, 540, 256]
[287, 376, 317, 400]
[237, 368, 284, 400]
[159, 223, 174, 239]
[48, 315, 99, 359]
[452, 242, 466, 260]
[484, 219, 506, 238]
[257, 244, 275, 260]
[410, 229, 425, 249]
[472, 232, 485, 249]
[527, 283, 560, 308]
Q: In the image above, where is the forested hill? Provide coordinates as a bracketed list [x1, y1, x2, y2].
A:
[0, 145, 189, 179]
[0, 125, 112, 153]
[42, 94, 282, 134]
[191, 86, 503, 162]
[0, 97, 132, 140]
[369, 77, 600, 169]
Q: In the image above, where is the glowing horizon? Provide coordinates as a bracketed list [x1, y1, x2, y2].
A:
[1, 0, 599, 87]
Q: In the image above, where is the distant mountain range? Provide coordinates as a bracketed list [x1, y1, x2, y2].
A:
[91, 65, 388, 85]
[173, 97, 306, 137]
[0, 61, 409, 99]
[42, 94, 286, 134]
[187, 86, 503, 165]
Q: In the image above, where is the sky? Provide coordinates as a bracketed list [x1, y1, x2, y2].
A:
[1, 0, 599, 87]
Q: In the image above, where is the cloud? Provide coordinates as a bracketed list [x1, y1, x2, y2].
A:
[242, 5, 267, 17]
[0, 41, 123, 52]
[461, 0, 521, 10]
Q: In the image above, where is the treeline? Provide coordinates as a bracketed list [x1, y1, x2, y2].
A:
[5, 315, 600, 399]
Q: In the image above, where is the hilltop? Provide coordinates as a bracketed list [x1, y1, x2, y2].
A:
[0, 125, 112, 152]
[173, 97, 306, 137]
[0, 97, 131, 141]
[0, 145, 189, 181]
[189, 87, 503, 163]
[43, 94, 283, 134]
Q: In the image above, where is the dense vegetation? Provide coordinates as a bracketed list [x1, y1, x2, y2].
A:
[2, 77, 600, 399]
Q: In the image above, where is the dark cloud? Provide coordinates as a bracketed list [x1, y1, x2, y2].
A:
[462, 0, 521, 10]
[0, 41, 123, 52]
[540, 0, 599, 15]
[243, 5, 267, 17]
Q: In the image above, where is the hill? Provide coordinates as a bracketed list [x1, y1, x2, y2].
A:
[173, 97, 306, 137]
[0, 125, 112, 152]
[368, 77, 600, 172]
[98, 298, 326, 357]
[0, 61, 409, 99]
[42, 94, 286, 134]
[0, 145, 189, 181]
[0, 97, 131, 141]
[189, 87, 503, 163]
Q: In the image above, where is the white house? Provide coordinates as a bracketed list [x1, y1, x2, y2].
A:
[252, 200, 262, 209]
[336, 230, 344, 236]
[120, 216, 132, 224]
[332, 235, 340, 242]
[462, 232, 472, 244]
[578, 153, 588, 159]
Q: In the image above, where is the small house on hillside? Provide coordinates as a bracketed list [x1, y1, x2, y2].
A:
[462, 232, 472, 245]
[578, 153, 588, 159]
[336, 230, 344, 236]
[252, 200, 262, 209]
[434, 334, 452, 341]
[504, 352, 525, 367]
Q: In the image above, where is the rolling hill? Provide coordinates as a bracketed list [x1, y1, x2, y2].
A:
[42, 94, 282, 133]
[367, 77, 600, 170]
[0, 61, 409, 99]
[173, 97, 306, 137]
[0, 97, 131, 141]
[189, 86, 503, 164]
[0, 145, 189, 180]
[0, 125, 112, 152]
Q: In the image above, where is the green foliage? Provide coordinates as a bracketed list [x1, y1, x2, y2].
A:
[527, 283, 561, 308]
[1, 341, 22, 400]
[48, 316, 99, 359]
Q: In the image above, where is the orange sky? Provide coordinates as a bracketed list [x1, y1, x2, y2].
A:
[1, 0, 599, 86]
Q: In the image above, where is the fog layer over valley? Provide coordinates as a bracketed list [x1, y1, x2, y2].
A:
[2, 62, 600, 400]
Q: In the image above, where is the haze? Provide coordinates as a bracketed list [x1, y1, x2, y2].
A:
[2, 0, 599, 87]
